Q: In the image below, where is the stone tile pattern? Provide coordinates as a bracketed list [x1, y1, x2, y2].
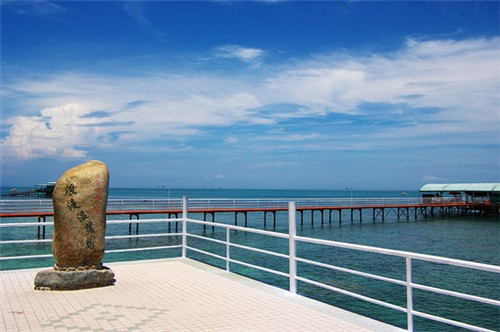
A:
[1, 259, 404, 331]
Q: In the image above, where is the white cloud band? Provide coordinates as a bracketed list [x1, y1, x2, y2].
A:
[1, 37, 499, 161]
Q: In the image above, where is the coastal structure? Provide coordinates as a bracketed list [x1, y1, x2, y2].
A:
[420, 183, 500, 204]
[420, 183, 500, 216]
[4, 182, 55, 198]
[1, 193, 497, 241]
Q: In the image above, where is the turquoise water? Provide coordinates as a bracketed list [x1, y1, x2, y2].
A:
[1, 188, 499, 331]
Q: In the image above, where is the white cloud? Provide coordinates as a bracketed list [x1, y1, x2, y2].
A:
[122, 1, 166, 40]
[285, 133, 324, 141]
[6, 0, 68, 17]
[2, 36, 499, 160]
[265, 68, 366, 113]
[122, 2, 150, 27]
[0, 74, 263, 160]
[423, 175, 447, 182]
[259, 36, 500, 146]
[224, 136, 239, 144]
[1, 103, 108, 160]
[405, 37, 495, 58]
[214, 45, 264, 64]
[266, 37, 499, 115]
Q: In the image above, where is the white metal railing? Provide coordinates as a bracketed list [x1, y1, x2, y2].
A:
[0, 197, 497, 332]
[0, 218, 183, 261]
[0, 197, 467, 214]
[181, 200, 499, 332]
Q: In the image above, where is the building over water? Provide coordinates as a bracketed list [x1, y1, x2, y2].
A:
[5, 182, 56, 198]
[420, 183, 500, 205]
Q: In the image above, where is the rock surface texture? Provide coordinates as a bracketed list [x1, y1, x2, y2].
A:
[52, 160, 109, 268]
[34, 160, 115, 290]
[34, 268, 115, 291]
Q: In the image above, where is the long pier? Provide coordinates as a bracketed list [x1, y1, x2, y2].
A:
[0, 202, 486, 222]
[1, 198, 497, 239]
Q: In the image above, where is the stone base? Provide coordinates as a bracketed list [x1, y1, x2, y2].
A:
[34, 267, 115, 291]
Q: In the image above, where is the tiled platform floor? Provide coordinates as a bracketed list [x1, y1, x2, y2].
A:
[1, 258, 404, 331]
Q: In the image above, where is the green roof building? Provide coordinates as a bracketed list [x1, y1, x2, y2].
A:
[420, 183, 500, 205]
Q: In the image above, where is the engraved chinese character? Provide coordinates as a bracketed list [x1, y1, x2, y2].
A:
[65, 184, 77, 196]
[67, 198, 80, 211]
[77, 210, 89, 223]
[86, 237, 94, 249]
[85, 221, 95, 233]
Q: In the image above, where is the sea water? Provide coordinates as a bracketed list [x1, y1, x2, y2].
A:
[1, 188, 499, 331]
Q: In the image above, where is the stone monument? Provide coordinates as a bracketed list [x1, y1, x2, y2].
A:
[34, 160, 115, 290]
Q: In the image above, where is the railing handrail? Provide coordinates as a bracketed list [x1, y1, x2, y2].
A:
[4, 216, 497, 271]
[293, 235, 500, 273]
[0, 196, 469, 215]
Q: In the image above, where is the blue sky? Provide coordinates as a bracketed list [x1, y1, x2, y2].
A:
[1, 1, 499, 190]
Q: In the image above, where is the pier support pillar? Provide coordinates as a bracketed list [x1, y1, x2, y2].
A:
[263, 211, 276, 228]
[37, 216, 46, 239]
[203, 212, 215, 231]
[169, 213, 179, 232]
[235, 212, 247, 227]
[372, 208, 385, 222]
[351, 209, 362, 223]
[129, 213, 140, 234]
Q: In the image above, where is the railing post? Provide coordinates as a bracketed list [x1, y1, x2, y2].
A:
[289, 201, 297, 294]
[406, 256, 414, 332]
[226, 228, 230, 272]
[182, 196, 188, 258]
